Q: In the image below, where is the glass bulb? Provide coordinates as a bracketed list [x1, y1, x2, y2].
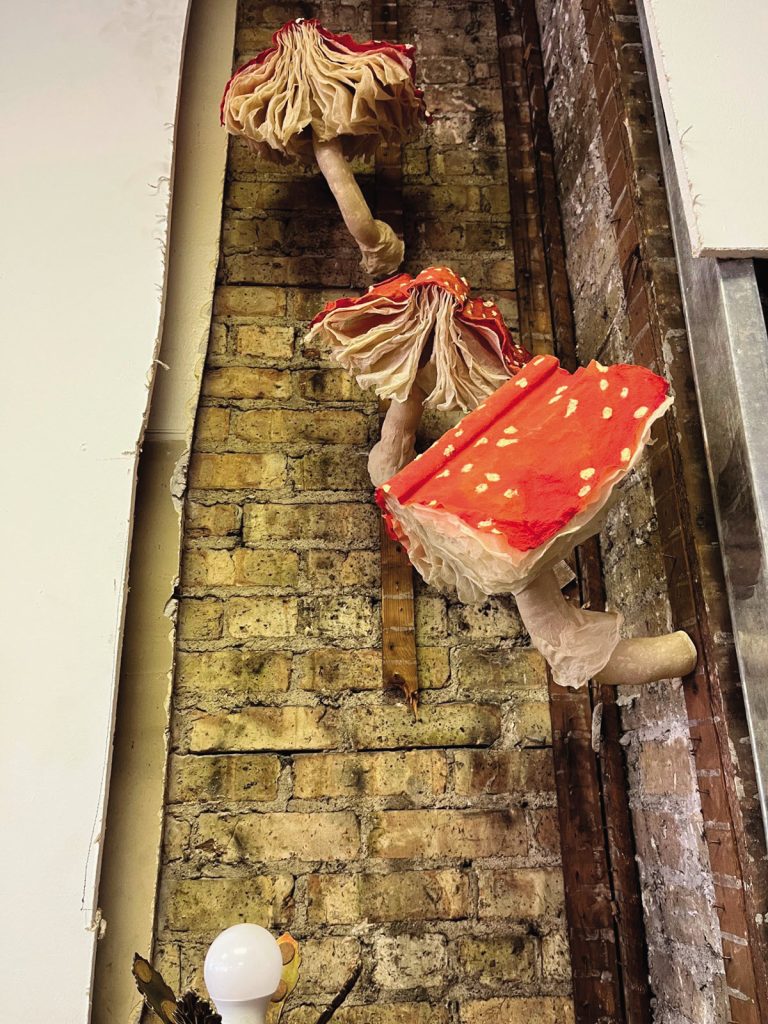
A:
[204, 923, 284, 1003]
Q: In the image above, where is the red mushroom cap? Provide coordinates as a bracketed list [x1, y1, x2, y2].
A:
[221, 19, 429, 126]
[376, 355, 671, 590]
[311, 266, 531, 374]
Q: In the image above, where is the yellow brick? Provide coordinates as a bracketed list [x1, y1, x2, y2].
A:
[189, 706, 342, 753]
[373, 934, 448, 989]
[203, 367, 292, 400]
[213, 285, 287, 317]
[293, 288, 348, 323]
[285, 1005, 449, 1024]
[195, 406, 230, 442]
[225, 596, 298, 638]
[453, 749, 556, 795]
[348, 704, 500, 750]
[476, 868, 565, 920]
[292, 750, 449, 799]
[295, 937, 361, 995]
[369, 809, 526, 859]
[197, 810, 360, 862]
[305, 551, 379, 590]
[167, 754, 281, 803]
[294, 646, 450, 693]
[185, 503, 240, 537]
[509, 701, 552, 748]
[175, 650, 291, 697]
[455, 935, 537, 986]
[244, 502, 378, 547]
[293, 450, 371, 491]
[453, 647, 548, 694]
[449, 597, 523, 639]
[302, 596, 378, 641]
[182, 548, 298, 587]
[460, 999, 574, 1024]
[232, 409, 368, 445]
[306, 869, 470, 924]
[188, 453, 285, 490]
[157, 875, 293, 934]
[233, 323, 294, 359]
[415, 596, 448, 641]
[297, 368, 366, 402]
[177, 598, 222, 640]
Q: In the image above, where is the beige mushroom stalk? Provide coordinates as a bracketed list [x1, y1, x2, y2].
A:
[306, 267, 531, 485]
[221, 19, 427, 277]
[375, 354, 697, 689]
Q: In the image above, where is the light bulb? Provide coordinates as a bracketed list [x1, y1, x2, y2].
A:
[204, 923, 284, 1024]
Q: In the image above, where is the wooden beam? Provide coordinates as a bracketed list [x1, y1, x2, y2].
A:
[495, 2, 652, 1021]
[370, 0, 419, 711]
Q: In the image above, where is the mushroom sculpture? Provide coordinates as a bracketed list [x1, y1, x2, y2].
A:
[221, 18, 427, 277]
[375, 354, 697, 689]
[307, 266, 531, 485]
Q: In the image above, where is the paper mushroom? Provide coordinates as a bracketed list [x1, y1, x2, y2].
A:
[221, 18, 427, 276]
[375, 354, 697, 689]
[307, 266, 531, 484]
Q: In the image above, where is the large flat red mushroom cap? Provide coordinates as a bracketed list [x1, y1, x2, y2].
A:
[375, 354, 671, 600]
[307, 266, 531, 411]
[221, 19, 427, 163]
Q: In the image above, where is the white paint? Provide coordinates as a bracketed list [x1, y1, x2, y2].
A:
[0, 2, 190, 1020]
[643, 0, 768, 256]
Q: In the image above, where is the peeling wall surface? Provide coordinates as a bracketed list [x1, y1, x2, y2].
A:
[150, 1, 574, 1020]
[0, 2, 189, 1021]
[534, 0, 734, 1020]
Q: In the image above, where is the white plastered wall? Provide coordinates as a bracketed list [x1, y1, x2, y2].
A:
[642, 0, 768, 257]
[0, 2, 190, 1020]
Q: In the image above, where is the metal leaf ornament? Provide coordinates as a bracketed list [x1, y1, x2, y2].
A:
[132, 954, 178, 1024]
[173, 992, 222, 1024]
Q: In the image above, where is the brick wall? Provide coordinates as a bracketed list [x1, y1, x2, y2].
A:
[533, 1, 736, 1021]
[151, 2, 573, 1021]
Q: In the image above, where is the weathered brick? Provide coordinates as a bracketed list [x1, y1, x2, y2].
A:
[293, 449, 371, 491]
[460, 998, 574, 1024]
[244, 502, 378, 547]
[233, 323, 294, 359]
[294, 937, 361, 995]
[177, 598, 222, 640]
[293, 750, 449, 799]
[175, 650, 291, 697]
[414, 596, 448, 641]
[454, 749, 556, 795]
[373, 934, 448, 989]
[182, 548, 298, 588]
[167, 754, 281, 803]
[449, 598, 524, 639]
[294, 648, 380, 691]
[188, 453, 285, 490]
[225, 596, 298, 638]
[189, 706, 342, 753]
[285, 1005, 449, 1024]
[158, 875, 293, 933]
[456, 935, 538, 986]
[369, 810, 527, 859]
[541, 927, 571, 984]
[195, 406, 230, 442]
[232, 408, 368, 445]
[453, 648, 548, 694]
[213, 285, 287, 317]
[349, 704, 500, 751]
[297, 368, 366, 402]
[305, 551, 379, 590]
[307, 869, 470, 924]
[202, 367, 292, 400]
[301, 595, 378, 641]
[293, 288, 348, 323]
[197, 811, 359, 863]
[477, 868, 565, 920]
[508, 701, 552, 748]
[185, 502, 240, 537]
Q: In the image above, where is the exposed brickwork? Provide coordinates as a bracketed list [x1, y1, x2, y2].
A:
[535, 0, 768, 1021]
[151, 1, 572, 1019]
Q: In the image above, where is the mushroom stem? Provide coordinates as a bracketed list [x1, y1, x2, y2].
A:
[368, 385, 427, 487]
[515, 567, 697, 688]
[311, 135, 404, 277]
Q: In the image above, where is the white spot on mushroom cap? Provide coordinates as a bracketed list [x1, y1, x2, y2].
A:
[428, 499, 437, 507]
[565, 399, 579, 418]
[620, 448, 631, 462]
[504, 488, 518, 498]
[634, 405, 649, 418]
[579, 484, 592, 497]
[496, 438, 518, 447]
[475, 483, 488, 493]
[580, 468, 595, 480]
[602, 407, 613, 419]
[595, 362, 608, 373]
[474, 437, 489, 447]
[461, 463, 473, 473]
[503, 425, 518, 435]
[443, 445, 455, 456]
[437, 469, 450, 478]
[533, 356, 546, 365]
[478, 519, 493, 527]
[485, 473, 500, 482]
[599, 379, 609, 391]
[455, 428, 464, 437]
[556, 385, 568, 395]
[620, 387, 629, 398]
[515, 377, 528, 388]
